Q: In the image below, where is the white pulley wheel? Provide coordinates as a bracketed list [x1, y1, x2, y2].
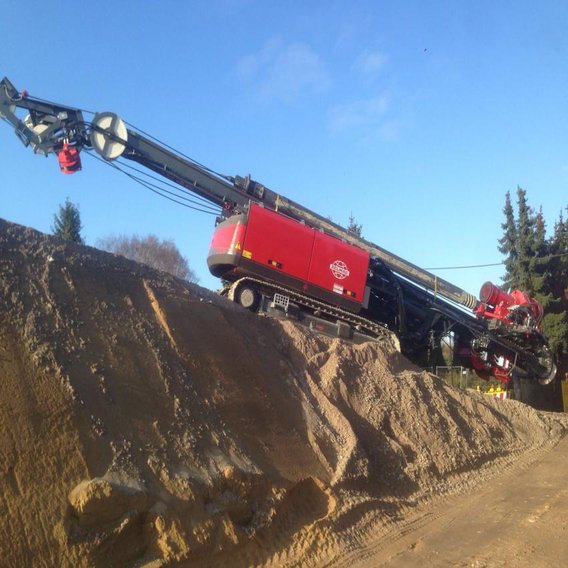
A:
[90, 112, 127, 160]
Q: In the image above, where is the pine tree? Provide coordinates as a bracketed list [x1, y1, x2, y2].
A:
[347, 212, 363, 238]
[530, 208, 554, 310]
[514, 186, 537, 293]
[498, 191, 517, 291]
[499, 189, 568, 370]
[545, 209, 568, 356]
[500, 187, 545, 295]
[550, 208, 568, 296]
[52, 198, 84, 244]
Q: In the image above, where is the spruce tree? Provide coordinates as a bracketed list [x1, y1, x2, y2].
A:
[499, 189, 568, 372]
[514, 186, 537, 293]
[347, 212, 363, 238]
[52, 198, 84, 244]
[550, 208, 568, 295]
[530, 208, 554, 309]
[545, 209, 568, 356]
[498, 191, 517, 291]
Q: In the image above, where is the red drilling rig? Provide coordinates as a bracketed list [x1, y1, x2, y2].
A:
[0, 77, 556, 386]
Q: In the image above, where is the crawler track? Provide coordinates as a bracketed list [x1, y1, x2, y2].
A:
[228, 277, 400, 351]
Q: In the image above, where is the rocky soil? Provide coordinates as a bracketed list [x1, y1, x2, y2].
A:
[1, 218, 566, 567]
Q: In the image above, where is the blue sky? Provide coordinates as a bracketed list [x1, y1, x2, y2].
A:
[1, 1, 567, 296]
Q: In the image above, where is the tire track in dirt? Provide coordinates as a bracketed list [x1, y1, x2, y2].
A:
[328, 430, 568, 568]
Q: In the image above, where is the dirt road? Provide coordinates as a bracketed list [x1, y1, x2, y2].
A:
[335, 433, 568, 568]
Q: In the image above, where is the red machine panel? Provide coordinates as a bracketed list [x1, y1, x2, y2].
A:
[208, 216, 246, 256]
[242, 204, 314, 280]
[207, 214, 246, 276]
[308, 232, 369, 301]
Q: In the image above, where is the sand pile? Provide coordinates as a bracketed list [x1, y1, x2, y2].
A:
[0, 218, 565, 567]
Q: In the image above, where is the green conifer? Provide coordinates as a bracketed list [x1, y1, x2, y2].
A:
[498, 191, 517, 291]
[52, 198, 84, 244]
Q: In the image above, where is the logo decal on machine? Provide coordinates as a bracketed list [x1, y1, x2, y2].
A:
[329, 260, 350, 280]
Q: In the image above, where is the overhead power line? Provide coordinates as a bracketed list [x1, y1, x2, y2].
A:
[425, 262, 504, 270]
[426, 252, 568, 271]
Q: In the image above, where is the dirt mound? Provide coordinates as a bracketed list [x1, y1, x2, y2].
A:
[0, 218, 566, 567]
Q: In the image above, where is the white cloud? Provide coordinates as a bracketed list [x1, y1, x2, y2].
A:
[354, 51, 388, 78]
[328, 94, 390, 132]
[236, 39, 331, 102]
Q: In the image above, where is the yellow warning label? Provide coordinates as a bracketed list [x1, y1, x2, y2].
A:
[242, 250, 252, 259]
[234, 242, 241, 250]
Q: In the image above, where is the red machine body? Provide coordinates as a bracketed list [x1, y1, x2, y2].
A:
[470, 281, 545, 382]
[475, 281, 543, 330]
[469, 347, 515, 383]
[208, 203, 369, 312]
